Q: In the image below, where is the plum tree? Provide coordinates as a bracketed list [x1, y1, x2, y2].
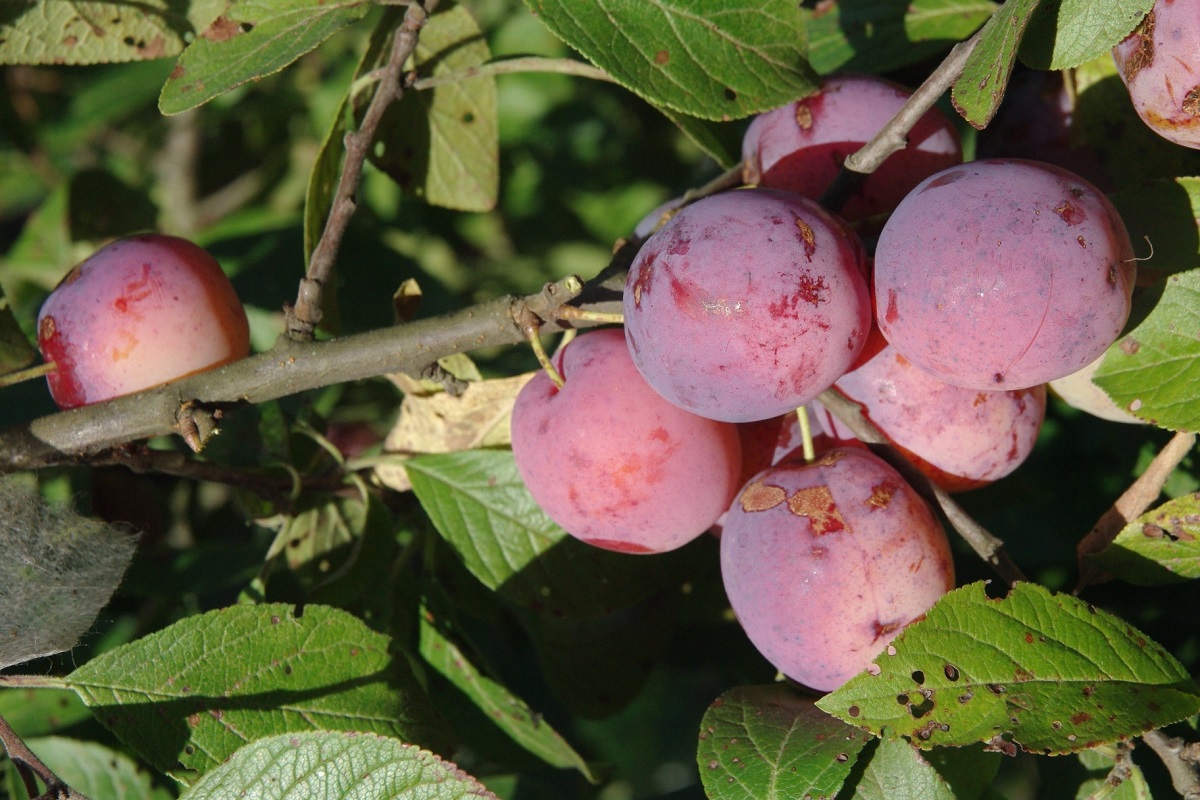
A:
[510, 329, 742, 554]
[813, 344, 1047, 492]
[741, 73, 962, 222]
[623, 188, 872, 422]
[720, 447, 955, 692]
[873, 159, 1136, 390]
[1114, 0, 1200, 149]
[36, 234, 250, 409]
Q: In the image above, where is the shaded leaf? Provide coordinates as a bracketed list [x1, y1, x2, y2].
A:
[1108, 177, 1200, 279]
[67, 168, 157, 243]
[0, 286, 36, 374]
[816, 582, 1200, 754]
[0, 688, 91, 737]
[0, 478, 138, 671]
[7, 737, 170, 800]
[1088, 493, 1200, 585]
[1019, 0, 1153, 70]
[656, 107, 739, 169]
[1095, 269, 1200, 431]
[403, 449, 690, 616]
[525, 0, 817, 121]
[178, 731, 497, 800]
[696, 684, 869, 800]
[367, 3, 498, 212]
[1076, 744, 1152, 799]
[159, 0, 371, 115]
[806, 0, 997, 76]
[846, 738, 955, 800]
[418, 605, 599, 781]
[951, 0, 1041, 129]
[65, 603, 452, 776]
[0, 0, 224, 65]
[921, 745, 1002, 800]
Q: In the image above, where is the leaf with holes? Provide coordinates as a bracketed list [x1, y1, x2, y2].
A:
[403, 449, 690, 617]
[524, 0, 817, 121]
[696, 684, 869, 800]
[1095, 269, 1200, 432]
[159, 0, 371, 115]
[1088, 493, 1200, 585]
[64, 604, 452, 778]
[178, 732, 497, 800]
[816, 582, 1200, 754]
[1018, 0, 1154, 70]
[951, 0, 1040, 129]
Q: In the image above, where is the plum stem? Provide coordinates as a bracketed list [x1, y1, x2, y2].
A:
[0, 361, 56, 389]
[556, 307, 625, 325]
[796, 406, 815, 463]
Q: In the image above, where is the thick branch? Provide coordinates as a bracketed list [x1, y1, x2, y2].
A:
[1144, 730, 1200, 800]
[287, 0, 442, 340]
[0, 277, 605, 473]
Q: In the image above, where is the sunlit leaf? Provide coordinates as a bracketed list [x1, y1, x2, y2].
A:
[951, 0, 1040, 129]
[1089, 493, 1200, 585]
[1019, 0, 1153, 70]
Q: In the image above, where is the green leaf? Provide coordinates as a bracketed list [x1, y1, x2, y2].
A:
[921, 745, 1002, 800]
[1109, 177, 1200, 279]
[846, 739, 955, 800]
[1088, 493, 1200, 585]
[404, 449, 689, 617]
[1019, 0, 1154, 70]
[696, 684, 869, 800]
[524, 0, 817, 121]
[816, 582, 1200, 754]
[806, 0, 997, 76]
[657, 107, 738, 169]
[0, 0, 224, 65]
[178, 731, 497, 800]
[1076, 744, 1152, 800]
[951, 0, 1041, 129]
[0, 478, 139, 671]
[159, 0, 372, 115]
[0, 285, 36, 374]
[7, 737, 171, 800]
[366, 4, 498, 212]
[67, 168, 158, 244]
[65, 603, 453, 777]
[0, 688, 92, 737]
[1095, 269, 1200, 431]
[418, 604, 599, 781]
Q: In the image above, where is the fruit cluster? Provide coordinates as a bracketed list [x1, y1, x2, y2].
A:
[512, 71, 1140, 692]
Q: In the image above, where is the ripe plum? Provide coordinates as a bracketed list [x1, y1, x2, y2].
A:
[1114, 1, 1200, 149]
[623, 188, 872, 422]
[37, 234, 250, 409]
[510, 329, 742, 554]
[874, 159, 1135, 390]
[721, 447, 954, 692]
[742, 74, 962, 221]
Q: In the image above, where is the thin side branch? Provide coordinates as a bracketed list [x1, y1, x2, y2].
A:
[413, 56, 614, 90]
[1143, 729, 1200, 800]
[286, 0, 442, 340]
[0, 711, 92, 800]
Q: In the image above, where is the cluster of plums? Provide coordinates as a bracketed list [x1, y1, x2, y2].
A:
[512, 63, 1151, 691]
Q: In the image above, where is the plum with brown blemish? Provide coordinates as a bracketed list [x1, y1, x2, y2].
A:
[37, 234, 250, 409]
[623, 188, 872, 423]
[812, 343, 1047, 492]
[720, 447, 954, 692]
[1114, 0, 1200, 150]
[741, 73, 962, 222]
[510, 329, 742, 554]
[873, 159, 1135, 391]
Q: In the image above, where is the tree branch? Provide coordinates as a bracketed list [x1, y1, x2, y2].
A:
[0, 712, 92, 800]
[286, 0, 442, 340]
[1143, 729, 1200, 800]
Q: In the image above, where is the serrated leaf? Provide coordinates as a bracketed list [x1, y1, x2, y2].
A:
[524, 0, 817, 121]
[1089, 493, 1200, 585]
[806, 0, 997, 76]
[696, 684, 869, 800]
[367, 3, 497, 212]
[403, 449, 688, 617]
[1095, 269, 1200, 431]
[178, 731, 497, 800]
[65, 603, 452, 776]
[1019, 0, 1153, 70]
[0, 478, 139, 671]
[159, 0, 371, 115]
[0, 0, 224, 65]
[816, 582, 1200, 754]
[418, 606, 598, 781]
[7, 737, 170, 800]
[847, 739, 955, 800]
[1109, 177, 1200, 279]
[951, 0, 1040, 129]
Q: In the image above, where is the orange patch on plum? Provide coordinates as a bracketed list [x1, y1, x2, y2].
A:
[787, 486, 847, 534]
[740, 480, 787, 512]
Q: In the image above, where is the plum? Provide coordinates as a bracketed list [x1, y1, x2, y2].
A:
[37, 234, 250, 409]
[742, 74, 962, 222]
[815, 344, 1047, 492]
[623, 188, 872, 423]
[1114, 0, 1200, 149]
[874, 159, 1135, 391]
[721, 447, 954, 692]
[510, 329, 742, 554]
